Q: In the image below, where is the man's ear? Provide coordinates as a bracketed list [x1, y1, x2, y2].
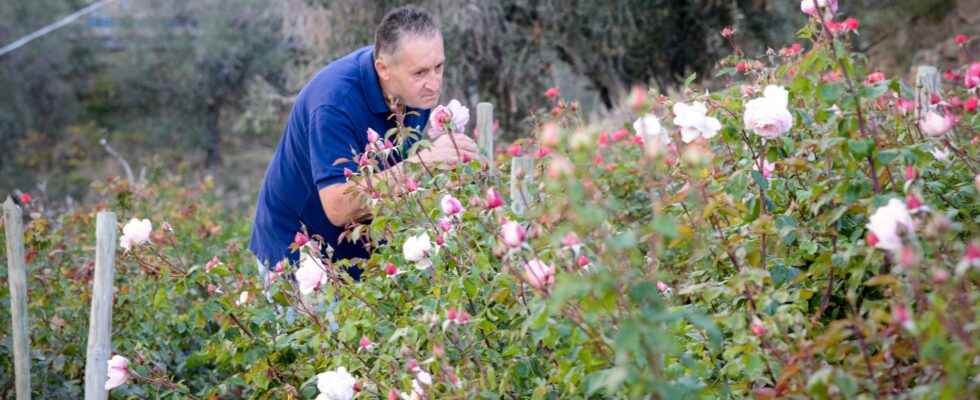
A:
[375, 56, 391, 81]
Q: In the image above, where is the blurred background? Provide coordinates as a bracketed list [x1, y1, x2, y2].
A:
[2, 0, 978, 210]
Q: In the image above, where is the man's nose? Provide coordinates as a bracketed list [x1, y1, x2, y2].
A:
[424, 73, 442, 92]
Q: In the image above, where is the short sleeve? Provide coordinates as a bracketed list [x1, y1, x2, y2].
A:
[309, 106, 364, 190]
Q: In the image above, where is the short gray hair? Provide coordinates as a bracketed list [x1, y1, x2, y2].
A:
[374, 6, 440, 61]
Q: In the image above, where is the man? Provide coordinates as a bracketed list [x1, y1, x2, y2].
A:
[249, 6, 478, 283]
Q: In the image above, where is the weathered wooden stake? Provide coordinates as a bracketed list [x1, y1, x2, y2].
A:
[3, 197, 30, 400]
[477, 102, 495, 172]
[915, 65, 939, 117]
[84, 211, 117, 400]
[510, 156, 534, 216]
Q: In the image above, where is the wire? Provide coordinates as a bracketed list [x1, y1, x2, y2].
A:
[0, 0, 120, 59]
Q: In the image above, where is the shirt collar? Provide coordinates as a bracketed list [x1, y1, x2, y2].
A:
[360, 46, 392, 115]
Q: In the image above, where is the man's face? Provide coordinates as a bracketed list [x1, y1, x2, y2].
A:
[376, 33, 445, 110]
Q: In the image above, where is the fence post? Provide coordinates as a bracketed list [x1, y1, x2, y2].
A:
[3, 197, 31, 400]
[84, 211, 117, 400]
[915, 65, 939, 117]
[477, 102, 494, 172]
[510, 157, 534, 216]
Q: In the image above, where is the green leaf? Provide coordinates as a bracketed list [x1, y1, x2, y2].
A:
[769, 264, 801, 288]
[817, 84, 844, 103]
[847, 138, 873, 159]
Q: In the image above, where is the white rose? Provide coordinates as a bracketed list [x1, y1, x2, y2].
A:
[744, 85, 793, 139]
[867, 198, 915, 252]
[930, 146, 950, 161]
[633, 114, 666, 141]
[120, 218, 152, 251]
[672, 101, 722, 143]
[295, 251, 328, 295]
[446, 99, 470, 134]
[316, 367, 357, 400]
[800, 0, 838, 16]
[403, 233, 433, 269]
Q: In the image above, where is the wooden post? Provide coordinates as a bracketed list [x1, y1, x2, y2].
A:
[84, 211, 117, 400]
[477, 102, 494, 172]
[3, 197, 30, 400]
[510, 156, 534, 216]
[915, 65, 939, 117]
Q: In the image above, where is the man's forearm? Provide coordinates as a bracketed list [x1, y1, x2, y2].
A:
[321, 161, 408, 226]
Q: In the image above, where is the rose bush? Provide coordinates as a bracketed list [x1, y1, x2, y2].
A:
[2, 3, 978, 398]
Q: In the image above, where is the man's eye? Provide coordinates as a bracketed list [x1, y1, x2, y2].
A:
[414, 70, 426, 77]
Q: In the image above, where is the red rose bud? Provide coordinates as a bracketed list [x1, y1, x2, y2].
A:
[507, 143, 522, 157]
[343, 168, 354, 179]
[385, 262, 398, 276]
[965, 97, 978, 113]
[384, 138, 394, 150]
[534, 146, 552, 158]
[19, 192, 31, 204]
[930, 94, 941, 105]
[544, 87, 560, 98]
[576, 255, 590, 268]
[435, 234, 445, 246]
[597, 131, 609, 147]
[631, 134, 644, 146]
[457, 310, 470, 324]
[966, 243, 980, 262]
[405, 177, 418, 193]
[864, 71, 885, 85]
[593, 153, 605, 166]
[484, 187, 504, 210]
[611, 128, 630, 142]
[388, 389, 399, 400]
[406, 359, 419, 372]
[955, 34, 970, 45]
[944, 69, 961, 82]
[447, 307, 458, 321]
[461, 152, 472, 163]
[359, 335, 373, 351]
[842, 17, 859, 31]
[750, 318, 767, 336]
[904, 165, 917, 181]
[353, 382, 362, 392]
[294, 232, 309, 247]
[866, 232, 880, 247]
[905, 193, 922, 210]
[735, 61, 750, 74]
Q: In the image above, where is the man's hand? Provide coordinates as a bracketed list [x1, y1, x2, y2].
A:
[411, 133, 480, 169]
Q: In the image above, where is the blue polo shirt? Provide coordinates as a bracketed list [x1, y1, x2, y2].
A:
[249, 45, 431, 273]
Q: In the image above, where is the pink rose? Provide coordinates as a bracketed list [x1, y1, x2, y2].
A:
[440, 194, 464, 216]
[919, 111, 954, 137]
[105, 355, 131, 390]
[523, 259, 555, 290]
[500, 220, 526, 248]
